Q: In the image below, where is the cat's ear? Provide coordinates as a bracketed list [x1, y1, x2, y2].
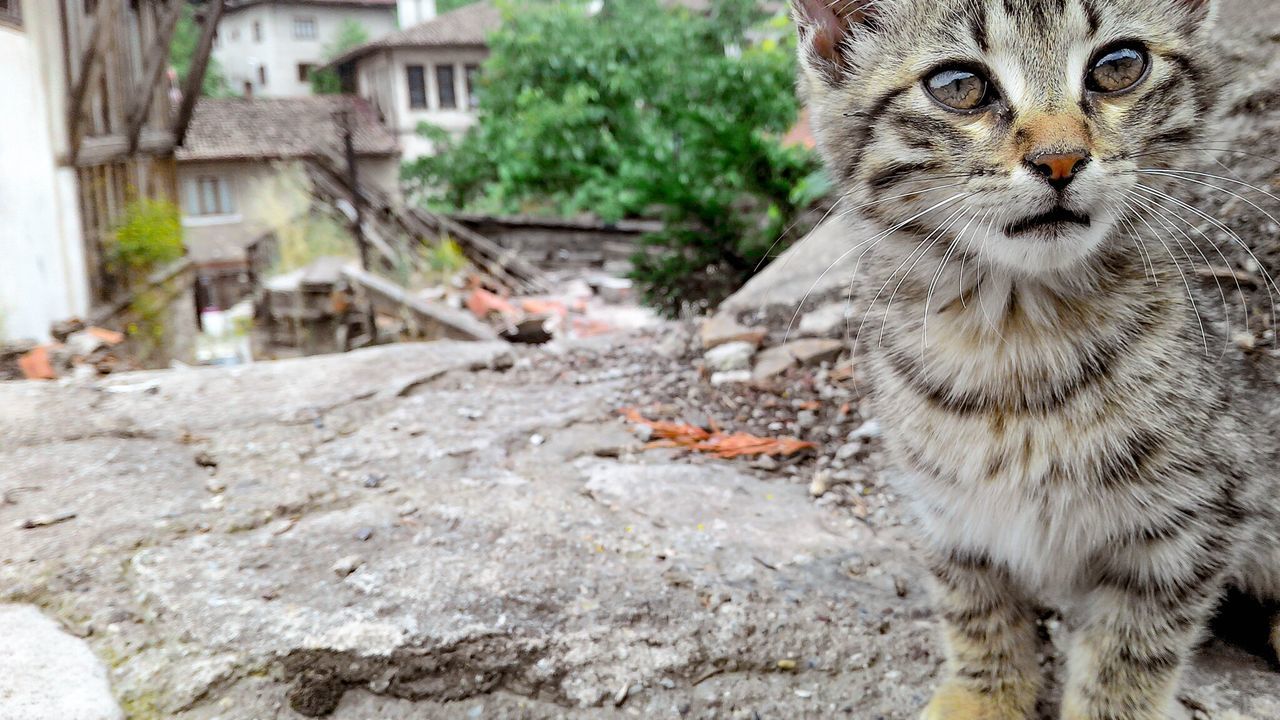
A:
[792, 0, 878, 76]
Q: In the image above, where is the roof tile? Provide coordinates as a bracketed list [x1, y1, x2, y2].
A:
[176, 96, 398, 162]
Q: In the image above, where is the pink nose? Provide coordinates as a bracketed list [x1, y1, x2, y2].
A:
[1026, 151, 1090, 190]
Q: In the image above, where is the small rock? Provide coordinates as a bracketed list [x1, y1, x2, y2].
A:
[361, 473, 386, 489]
[632, 424, 654, 442]
[700, 314, 767, 350]
[752, 455, 779, 471]
[810, 472, 831, 497]
[1233, 332, 1257, 351]
[836, 442, 861, 461]
[355, 527, 374, 542]
[753, 339, 844, 381]
[530, 433, 546, 446]
[703, 341, 756, 372]
[776, 659, 798, 671]
[797, 302, 851, 338]
[848, 419, 882, 441]
[614, 682, 630, 707]
[710, 370, 752, 386]
[194, 451, 218, 469]
[331, 555, 362, 578]
[794, 689, 813, 699]
[204, 477, 227, 494]
[796, 410, 818, 429]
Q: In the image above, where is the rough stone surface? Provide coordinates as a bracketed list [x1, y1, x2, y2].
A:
[753, 339, 845, 381]
[0, 605, 124, 720]
[1, 338, 1276, 719]
[698, 314, 766, 350]
[797, 302, 852, 339]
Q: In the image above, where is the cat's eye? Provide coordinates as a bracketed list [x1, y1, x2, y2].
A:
[1087, 44, 1150, 94]
[924, 67, 996, 112]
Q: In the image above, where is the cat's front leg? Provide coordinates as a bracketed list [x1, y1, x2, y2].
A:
[1061, 534, 1229, 720]
[922, 548, 1042, 720]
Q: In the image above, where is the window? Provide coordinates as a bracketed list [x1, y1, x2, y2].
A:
[252, 20, 262, 42]
[182, 176, 236, 217]
[436, 64, 456, 110]
[297, 63, 317, 82]
[257, 65, 268, 87]
[0, 0, 23, 27]
[406, 65, 427, 109]
[293, 17, 317, 40]
[464, 64, 481, 110]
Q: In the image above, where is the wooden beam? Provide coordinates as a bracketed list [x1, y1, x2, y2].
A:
[126, 0, 184, 153]
[67, 0, 119, 164]
[173, 0, 226, 148]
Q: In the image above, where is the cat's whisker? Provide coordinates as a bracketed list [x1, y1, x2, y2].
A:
[1125, 190, 1234, 357]
[784, 192, 971, 343]
[1132, 181, 1280, 324]
[847, 197, 971, 355]
[876, 205, 970, 348]
[1137, 168, 1280, 212]
[1129, 185, 1253, 336]
[921, 209, 986, 356]
[1118, 195, 1210, 355]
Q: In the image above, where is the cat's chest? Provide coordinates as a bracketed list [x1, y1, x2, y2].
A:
[872, 301, 1148, 590]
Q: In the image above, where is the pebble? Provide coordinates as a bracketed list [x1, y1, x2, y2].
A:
[710, 370, 752, 386]
[810, 472, 831, 497]
[529, 434, 546, 446]
[331, 555, 362, 578]
[355, 527, 374, 542]
[848, 419, 882, 441]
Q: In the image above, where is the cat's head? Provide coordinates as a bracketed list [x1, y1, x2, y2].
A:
[793, 0, 1222, 276]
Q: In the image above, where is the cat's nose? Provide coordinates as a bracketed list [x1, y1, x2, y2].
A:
[1026, 151, 1090, 191]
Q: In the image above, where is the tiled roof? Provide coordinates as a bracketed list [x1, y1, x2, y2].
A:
[226, 0, 397, 12]
[176, 96, 398, 162]
[330, 2, 501, 67]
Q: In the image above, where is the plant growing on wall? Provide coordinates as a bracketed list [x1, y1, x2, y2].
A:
[110, 198, 186, 360]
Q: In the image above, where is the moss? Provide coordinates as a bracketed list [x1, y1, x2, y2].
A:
[118, 690, 165, 720]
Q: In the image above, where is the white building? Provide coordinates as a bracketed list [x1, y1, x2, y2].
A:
[215, 0, 399, 98]
[0, 1, 88, 342]
[329, 1, 499, 159]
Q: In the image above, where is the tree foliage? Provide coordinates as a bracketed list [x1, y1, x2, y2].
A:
[171, 3, 232, 97]
[403, 0, 823, 314]
[311, 20, 370, 95]
[436, 0, 481, 11]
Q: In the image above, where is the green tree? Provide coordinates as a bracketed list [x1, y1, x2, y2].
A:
[311, 20, 370, 94]
[170, 3, 231, 97]
[436, 0, 480, 11]
[403, 0, 821, 314]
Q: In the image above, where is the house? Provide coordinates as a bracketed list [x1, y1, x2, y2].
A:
[0, 0, 219, 344]
[328, 1, 500, 159]
[176, 95, 400, 309]
[214, 0, 398, 98]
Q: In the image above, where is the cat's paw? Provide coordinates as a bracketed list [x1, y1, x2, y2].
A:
[920, 681, 1032, 720]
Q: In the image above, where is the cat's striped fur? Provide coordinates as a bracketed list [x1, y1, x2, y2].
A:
[791, 0, 1280, 718]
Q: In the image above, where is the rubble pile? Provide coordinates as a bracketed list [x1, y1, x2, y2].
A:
[2, 321, 130, 382]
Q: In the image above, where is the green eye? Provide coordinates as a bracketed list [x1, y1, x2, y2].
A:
[924, 67, 996, 112]
[1087, 44, 1149, 94]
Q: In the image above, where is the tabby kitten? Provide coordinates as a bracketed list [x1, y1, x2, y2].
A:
[790, 1, 1280, 718]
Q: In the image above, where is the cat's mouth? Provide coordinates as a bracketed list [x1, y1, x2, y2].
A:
[1004, 206, 1092, 236]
